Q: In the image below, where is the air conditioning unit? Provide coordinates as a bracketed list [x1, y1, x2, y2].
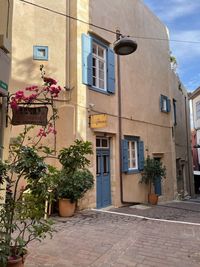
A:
[0, 34, 11, 54]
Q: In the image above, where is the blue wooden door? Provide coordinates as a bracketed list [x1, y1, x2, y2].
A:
[154, 158, 162, 196]
[96, 149, 111, 208]
[154, 177, 162, 196]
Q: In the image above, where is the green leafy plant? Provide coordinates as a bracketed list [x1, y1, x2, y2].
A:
[0, 69, 61, 266]
[57, 140, 94, 203]
[140, 156, 166, 194]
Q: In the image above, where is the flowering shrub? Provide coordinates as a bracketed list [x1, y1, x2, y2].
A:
[0, 67, 62, 266]
[10, 66, 62, 110]
[10, 65, 61, 139]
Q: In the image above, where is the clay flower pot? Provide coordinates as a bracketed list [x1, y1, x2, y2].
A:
[58, 198, 76, 217]
[148, 193, 158, 205]
[7, 251, 27, 267]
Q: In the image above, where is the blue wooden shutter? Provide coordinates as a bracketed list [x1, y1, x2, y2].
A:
[138, 141, 144, 171]
[160, 95, 163, 111]
[154, 177, 162, 195]
[167, 98, 171, 112]
[82, 34, 92, 86]
[121, 139, 128, 173]
[107, 48, 115, 94]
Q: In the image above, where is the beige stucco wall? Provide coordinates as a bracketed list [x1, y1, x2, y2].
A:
[9, 0, 180, 209]
[77, 0, 176, 206]
[10, 0, 77, 154]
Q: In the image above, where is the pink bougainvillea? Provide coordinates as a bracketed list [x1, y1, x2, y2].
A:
[10, 75, 62, 110]
[10, 68, 62, 138]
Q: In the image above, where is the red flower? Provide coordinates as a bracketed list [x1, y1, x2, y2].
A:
[25, 85, 39, 92]
[37, 128, 47, 137]
[15, 90, 25, 100]
[24, 94, 38, 103]
[43, 77, 57, 85]
[10, 99, 19, 110]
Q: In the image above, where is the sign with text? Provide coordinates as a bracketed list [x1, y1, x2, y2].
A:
[11, 106, 48, 126]
[0, 80, 8, 96]
[90, 114, 107, 128]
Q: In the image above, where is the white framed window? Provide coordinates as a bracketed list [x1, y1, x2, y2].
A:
[92, 42, 107, 91]
[127, 140, 138, 170]
[96, 137, 109, 149]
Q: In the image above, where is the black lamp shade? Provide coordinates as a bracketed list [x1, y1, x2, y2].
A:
[113, 37, 137, 55]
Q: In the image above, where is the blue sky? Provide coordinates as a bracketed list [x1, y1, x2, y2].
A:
[143, 0, 200, 92]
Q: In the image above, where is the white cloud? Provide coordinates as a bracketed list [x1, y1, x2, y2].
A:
[144, 0, 200, 22]
[170, 30, 200, 61]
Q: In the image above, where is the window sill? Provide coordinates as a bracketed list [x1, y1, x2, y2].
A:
[161, 110, 169, 114]
[126, 169, 140, 174]
[89, 86, 110, 95]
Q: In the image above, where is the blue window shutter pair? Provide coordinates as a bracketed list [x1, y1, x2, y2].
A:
[82, 33, 115, 93]
[121, 139, 144, 173]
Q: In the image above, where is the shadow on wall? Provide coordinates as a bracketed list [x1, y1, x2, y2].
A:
[10, 53, 57, 92]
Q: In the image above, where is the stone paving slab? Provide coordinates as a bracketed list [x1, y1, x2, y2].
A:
[110, 200, 200, 223]
[25, 205, 200, 267]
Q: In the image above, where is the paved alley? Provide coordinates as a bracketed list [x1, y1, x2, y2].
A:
[26, 201, 200, 267]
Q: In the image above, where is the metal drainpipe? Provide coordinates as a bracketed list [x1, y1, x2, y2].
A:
[6, 0, 10, 38]
[184, 96, 192, 196]
[116, 39, 138, 206]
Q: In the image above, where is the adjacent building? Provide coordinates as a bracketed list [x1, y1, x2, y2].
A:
[8, 0, 193, 208]
[170, 72, 194, 198]
[189, 87, 200, 194]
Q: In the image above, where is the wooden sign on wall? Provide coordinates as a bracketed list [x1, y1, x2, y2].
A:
[11, 106, 48, 126]
[90, 114, 107, 128]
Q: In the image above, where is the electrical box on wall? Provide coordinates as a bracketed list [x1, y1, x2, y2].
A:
[0, 48, 10, 96]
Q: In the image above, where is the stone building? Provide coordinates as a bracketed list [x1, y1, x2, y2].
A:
[7, 0, 193, 208]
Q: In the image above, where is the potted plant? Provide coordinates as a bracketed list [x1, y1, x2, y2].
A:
[140, 156, 166, 205]
[57, 140, 94, 217]
[0, 67, 61, 267]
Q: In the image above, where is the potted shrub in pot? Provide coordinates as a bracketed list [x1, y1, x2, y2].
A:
[57, 140, 94, 217]
[140, 156, 166, 205]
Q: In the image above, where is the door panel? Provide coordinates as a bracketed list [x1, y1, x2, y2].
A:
[96, 149, 111, 208]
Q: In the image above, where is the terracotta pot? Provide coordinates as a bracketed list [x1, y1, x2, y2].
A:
[148, 193, 158, 205]
[7, 254, 26, 267]
[58, 198, 76, 217]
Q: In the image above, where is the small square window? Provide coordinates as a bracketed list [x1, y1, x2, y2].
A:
[33, 46, 48, 61]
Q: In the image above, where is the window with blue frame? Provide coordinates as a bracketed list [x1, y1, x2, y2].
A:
[121, 137, 144, 173]
[33, 46, 48, 61]
[160, 95, 171, 113]
[82, 33, 115, 94]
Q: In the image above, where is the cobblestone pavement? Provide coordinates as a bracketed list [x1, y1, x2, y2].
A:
[25, 201, 200, 267]
[110, 200, 200, 223]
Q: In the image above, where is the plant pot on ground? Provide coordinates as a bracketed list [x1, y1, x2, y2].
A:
[140, 156, 166, 205]
[57, 140, 94, 217]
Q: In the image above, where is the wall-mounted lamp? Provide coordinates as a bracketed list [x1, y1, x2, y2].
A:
[113, 33, 137, 56]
